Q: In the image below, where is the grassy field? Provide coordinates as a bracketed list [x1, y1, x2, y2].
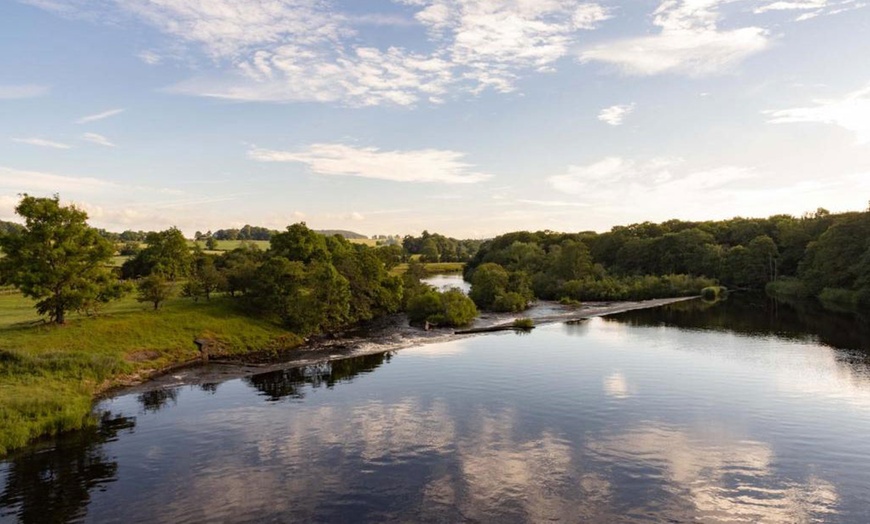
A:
[0, 291, 301, 456]
[186, 238, 376, 252]
[188, 239, 271, 251]
[390, 262, 465, 276]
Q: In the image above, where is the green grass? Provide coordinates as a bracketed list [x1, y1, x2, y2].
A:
[390, 262, 465, 276]
[0, 291, 301, 456]
[189, 240, 271, 251]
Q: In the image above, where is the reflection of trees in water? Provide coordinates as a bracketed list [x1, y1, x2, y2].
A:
[137, 387, 179, 413]
[199, 382, 220, 395]
[0, 412, 135, 524]
[246, 352, 392, 401]
[608, 294, 870, 352]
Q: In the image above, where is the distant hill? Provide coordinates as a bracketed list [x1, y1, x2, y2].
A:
[315, 230, 368, 239]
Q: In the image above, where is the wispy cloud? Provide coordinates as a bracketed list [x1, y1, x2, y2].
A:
[0, 84, 50, 99]
[580, 1, 769, 76]
[11, 137, 72, 149]
[249, 143, 493, 184]
[81, 132, 115, 147]
[0, 165, 114, 192]
[764, 83, 870, 144]
[598, 103, 635, 126]
[754, 0, 867, 21]
[516, 199, 588, 208]
[137, 50, 162, 65]
[28, 0, 613, 105]
[75, 108, 124, 124]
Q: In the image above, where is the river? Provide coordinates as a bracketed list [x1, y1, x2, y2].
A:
[2, 280, 870, 523]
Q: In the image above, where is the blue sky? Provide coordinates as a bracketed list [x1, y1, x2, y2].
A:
[1, 0, 869, 237]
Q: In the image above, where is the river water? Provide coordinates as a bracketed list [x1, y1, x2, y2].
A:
[2, 288, 870, 523]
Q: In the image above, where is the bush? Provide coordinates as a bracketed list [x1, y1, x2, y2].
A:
[765, 278, 810, 299]
[558, 296, 582, 307]
[492, 292, 529, 312]
[512, 317, 534, 329]
[407, 287, 478, 327]
[701, 286, 727, 301]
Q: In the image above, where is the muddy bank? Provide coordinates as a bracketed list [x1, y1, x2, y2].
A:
[120, 296, 697, 395]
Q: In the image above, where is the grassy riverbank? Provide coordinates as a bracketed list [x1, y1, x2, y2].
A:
[0, 292, 301, 456]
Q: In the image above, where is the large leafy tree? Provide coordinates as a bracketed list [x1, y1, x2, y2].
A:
[121, 227, 192, 280]
[0, 195, 119, 324]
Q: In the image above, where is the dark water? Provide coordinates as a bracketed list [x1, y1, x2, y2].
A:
[3, 295, 870, 523]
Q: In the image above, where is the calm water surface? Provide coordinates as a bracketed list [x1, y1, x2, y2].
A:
[3, 294, 870, 523]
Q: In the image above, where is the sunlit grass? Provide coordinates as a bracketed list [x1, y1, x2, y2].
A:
[0, 291, 301, 455]
[390, 262, 465, 276]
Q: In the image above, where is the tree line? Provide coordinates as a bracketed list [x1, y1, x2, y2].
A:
[0, 195, 478, 331]
[463, 206, 870, 312]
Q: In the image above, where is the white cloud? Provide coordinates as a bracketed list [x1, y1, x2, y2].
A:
[75, 108, 125, 124]
[249, 143, 493, 184]
[754, 0, 867, 20]
[597, 103, 635, 126]
[764, 83, 870, 144]
[81, 132, 115, 147]
[0, 166, 114, 193]
[405, 0, 613, 93]
[28, 0, 613, 105]
[0, 84, 50, 99]
[137, 50, 162, 65]
[11, 137, 72, 149]
[580, 1, 769, 76]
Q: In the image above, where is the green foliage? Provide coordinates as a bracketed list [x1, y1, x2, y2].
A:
[121, 227, 192, 280]
[492, 292, 529, 312]
[137, 274, 174, 310]
[185, 253, 225, 301]
[701, 286, 728, 301]
[512, 317, 535, 329]
[0, 195, 121, 324]
[765, 277, 811, 300]
[270, 222, 330, 263]
[407, 287, 478, 327]
[469, 263, 510, 309]
[403, 230, 482, 263]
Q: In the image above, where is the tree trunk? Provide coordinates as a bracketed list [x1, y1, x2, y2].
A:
[56, 307, 65, 325]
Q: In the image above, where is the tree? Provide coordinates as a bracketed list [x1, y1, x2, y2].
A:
[121, 227, 192, 280]
[205, 237, 218, 251]
[137, 274, 174, 310]
[0, 195, 120, 324]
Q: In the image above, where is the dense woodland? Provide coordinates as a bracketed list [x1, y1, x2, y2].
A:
[464, 206, 870, 312]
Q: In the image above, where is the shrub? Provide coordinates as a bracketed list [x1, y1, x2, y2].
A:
[492, 292, 529, 312]
[765, 278, 810, 299]
[512, 317, 534, 329]
[701, 286, 727, 301]
[407, 288, 478, 327]
[558, 296, 582, 307]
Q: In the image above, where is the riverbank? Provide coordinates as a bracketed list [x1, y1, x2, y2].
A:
[0, 293, 302, 456]
[115, 296, 698, 396]
[0, 292, 695, 456]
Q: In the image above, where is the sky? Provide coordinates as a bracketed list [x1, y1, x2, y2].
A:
[1, 0, 869, 238]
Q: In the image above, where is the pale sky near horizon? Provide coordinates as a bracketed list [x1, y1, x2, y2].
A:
[1, 0, 869, 238]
